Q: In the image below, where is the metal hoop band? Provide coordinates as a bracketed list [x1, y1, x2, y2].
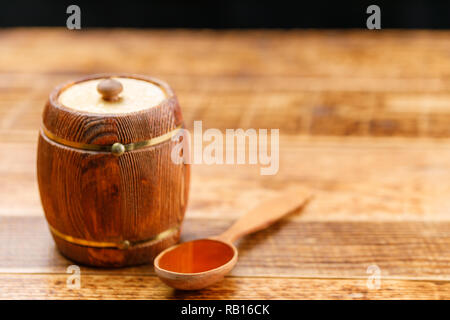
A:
[41, 125, 183, 155]
[48, 224, 180, 250]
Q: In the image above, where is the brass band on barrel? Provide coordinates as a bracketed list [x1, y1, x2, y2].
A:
[41, 125, 183, 155]
[48, 224, 180, 250]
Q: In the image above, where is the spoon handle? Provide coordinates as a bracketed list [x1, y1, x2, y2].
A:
[215, 188, 312, 243]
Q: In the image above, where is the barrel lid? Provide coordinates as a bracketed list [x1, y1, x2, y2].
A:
[42, 74, 183, 148]
[59, 77, 167, 114]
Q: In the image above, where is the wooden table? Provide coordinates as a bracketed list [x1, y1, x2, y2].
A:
[0, 28, 449, 299]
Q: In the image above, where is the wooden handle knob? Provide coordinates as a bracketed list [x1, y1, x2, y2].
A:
[97, 78, 123, 101]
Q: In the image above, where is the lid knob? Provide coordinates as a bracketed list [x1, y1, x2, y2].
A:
[111, 142, 125, 157]
[97, 78, 123, 101]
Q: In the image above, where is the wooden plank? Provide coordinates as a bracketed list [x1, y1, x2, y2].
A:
[2, 136, 450, 221]
[1, 30, 450, 139]
[2, 72, 450, 137]
[1, 216, 449, 280]
[0, 29, 449, 79]
[0, 273, 448, 300]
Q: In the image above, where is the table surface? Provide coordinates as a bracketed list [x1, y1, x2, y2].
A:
[0, 28, 449, 299]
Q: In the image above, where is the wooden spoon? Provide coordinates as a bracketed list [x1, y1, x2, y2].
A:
[154, 189, 312, 290]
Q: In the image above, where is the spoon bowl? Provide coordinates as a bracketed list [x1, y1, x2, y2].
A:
[154, 239, 238, 290]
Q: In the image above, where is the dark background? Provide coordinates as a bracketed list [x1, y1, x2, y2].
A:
[0, 0, 449, 29]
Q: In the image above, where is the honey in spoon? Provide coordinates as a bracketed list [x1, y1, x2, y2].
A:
[157, 239, 235, 273]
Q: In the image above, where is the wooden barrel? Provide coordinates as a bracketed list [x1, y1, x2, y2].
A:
[37, 74, 190, 267]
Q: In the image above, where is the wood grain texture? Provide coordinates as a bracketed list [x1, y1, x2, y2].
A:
[1, 216, 449, 281]
[37, 73, 190, 267]
[1, 274, 449, 300]
[1, 29, 450, 139]
[5, 136, 450, 221]
[216, 189, 312, 243]
[3, 74, 450, 138]
[1, 28, 450, 299]
[1, 29, 449, 78]
[43, 74, 183, 145]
